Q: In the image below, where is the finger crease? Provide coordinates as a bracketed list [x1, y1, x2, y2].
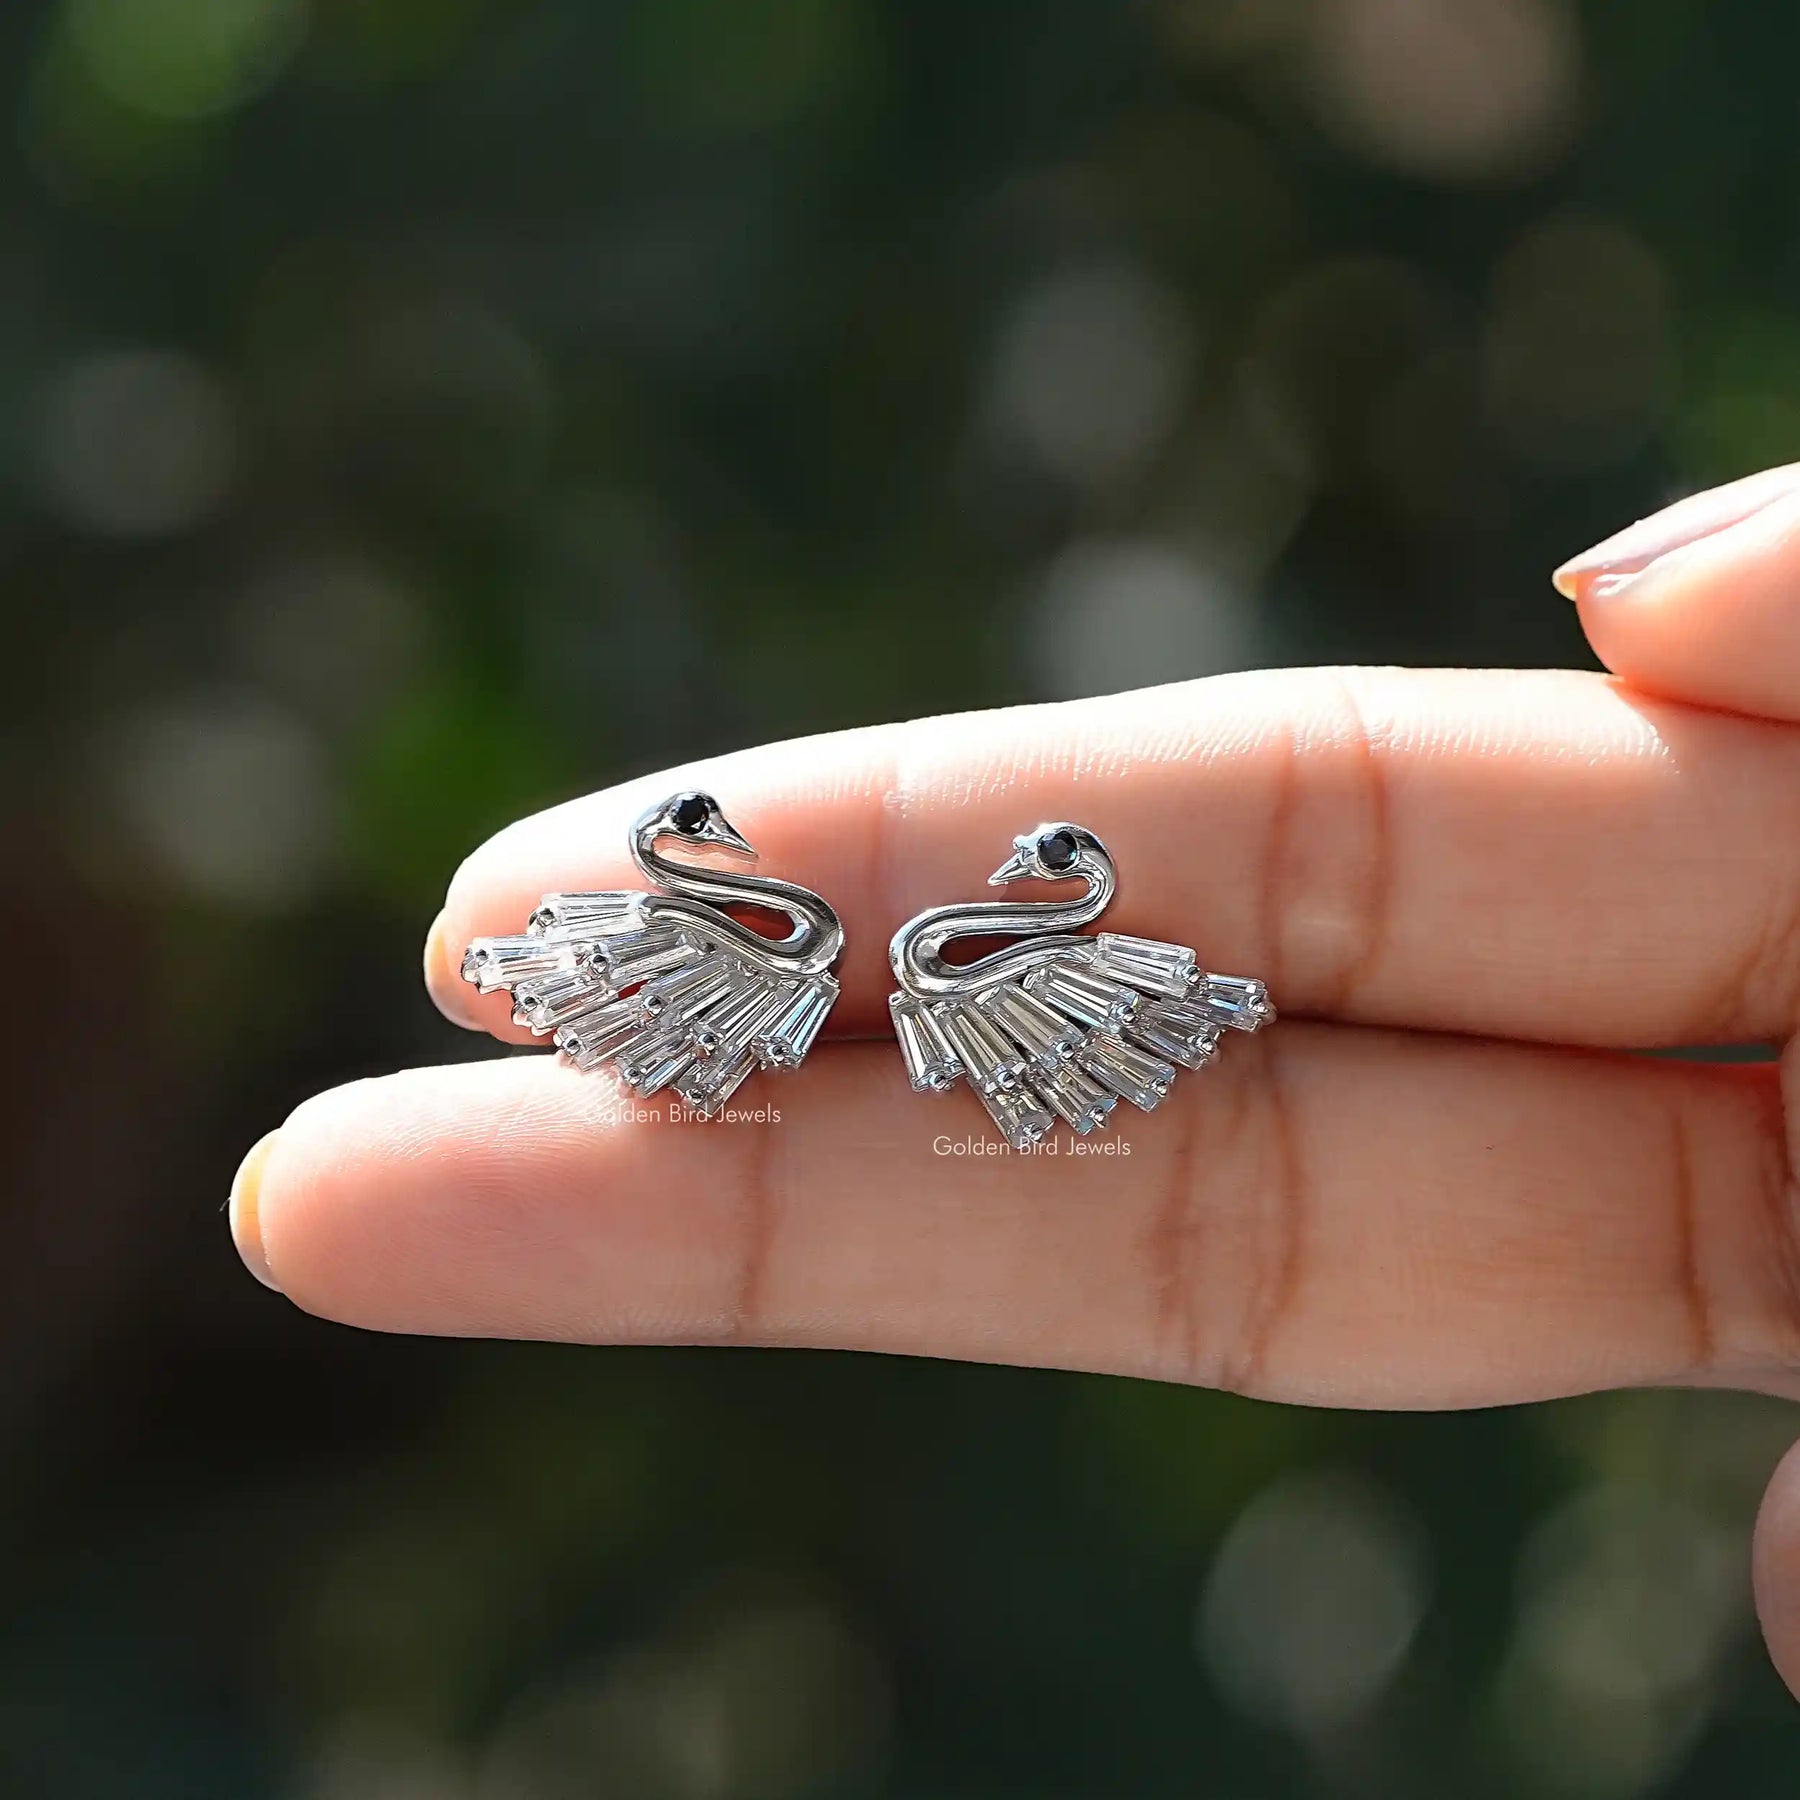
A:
[1256, 722, 1302, 997]
[1668, 1105, 1714, 1372]
[1321, 672, 1396, 1011]
[1753, 1077, 1800, 1363]
[1220, 1035, 1308, 1394]
[1703, 878, 1787, 1043]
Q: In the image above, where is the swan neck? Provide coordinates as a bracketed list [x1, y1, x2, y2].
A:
[632, 826, 842, 975]
[633, 830, 737, 904]
[891, 854, 1117, 999]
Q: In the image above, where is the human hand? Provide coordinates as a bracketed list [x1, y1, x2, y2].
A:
[231, 462, 1800, 1696]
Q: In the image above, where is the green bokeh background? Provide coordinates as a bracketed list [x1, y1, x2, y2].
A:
[6, 0, 1800, 1793]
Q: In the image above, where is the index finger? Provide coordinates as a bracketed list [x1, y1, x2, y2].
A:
[431, 665, 1800, 1048]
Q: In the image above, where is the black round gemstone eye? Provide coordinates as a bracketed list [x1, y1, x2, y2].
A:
[671, 793, 709, 835]
[1038, 829, 1078, 872]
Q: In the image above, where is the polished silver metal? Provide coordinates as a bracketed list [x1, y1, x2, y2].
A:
[461, 791, 843, 1114]
[887, 822, 1274, 1148]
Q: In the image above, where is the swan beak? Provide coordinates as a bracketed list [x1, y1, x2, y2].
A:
[987, 849, 1032, 886]
[708, 816, 758, 859]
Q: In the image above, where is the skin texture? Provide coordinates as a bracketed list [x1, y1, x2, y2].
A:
[234, 464, 1800, 1698]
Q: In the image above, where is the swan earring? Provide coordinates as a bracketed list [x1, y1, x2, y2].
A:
[460, 791, 843, 1116]
[887, 822, 1274, 1149]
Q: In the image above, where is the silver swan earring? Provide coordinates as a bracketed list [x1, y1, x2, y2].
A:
[886, 822, 1274, 1149]
[460, 791, 843, 1116]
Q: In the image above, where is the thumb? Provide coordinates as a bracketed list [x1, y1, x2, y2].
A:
[1753, 1435, 1800, 1700]
[1555, 463, 1800, 724]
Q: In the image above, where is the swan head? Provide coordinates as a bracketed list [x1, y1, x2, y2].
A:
[988, 821, 1109, 885]
[639, 790, 756, 859]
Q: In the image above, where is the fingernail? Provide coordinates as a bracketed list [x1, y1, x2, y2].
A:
[424, 909, 452, 989]
[1553, 466, 1800, 601]
[424, 910, 480, 1029]
[229, 1130, 282, 1291]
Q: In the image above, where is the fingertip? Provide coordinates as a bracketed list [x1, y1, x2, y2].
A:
[250, 1069, 451, 1327]
[1553, 463, 1800, 607]
[235, 1058, 720, 1339]
[423, 906, 458, 1000]
[1568, 486, 1800, 723]
[425, 908, 490, 1032]
[228, 1130, 283, 1292]
[1550, 562, 1638, 605]
[1753, 1436, 1800, 1701]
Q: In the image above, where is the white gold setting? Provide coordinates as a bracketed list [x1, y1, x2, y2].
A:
[460, 791, 843, 1116]
[887, 822, 1274, 1148]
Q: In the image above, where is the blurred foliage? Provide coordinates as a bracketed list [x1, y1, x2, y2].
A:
[7, 0, 1800, 1794]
